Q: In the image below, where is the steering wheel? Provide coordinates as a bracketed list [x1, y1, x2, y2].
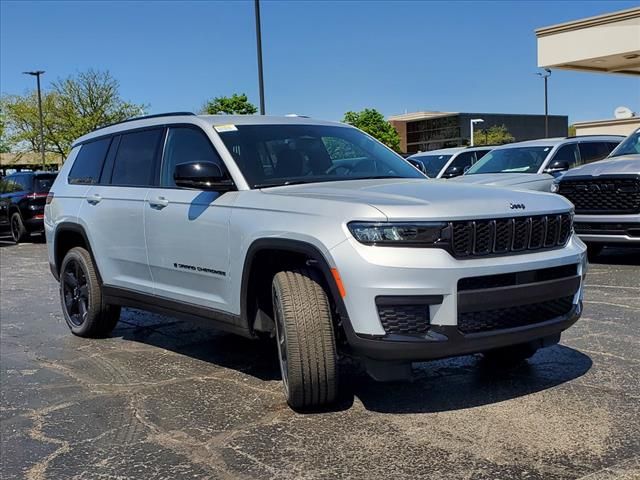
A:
[326, 158, 370, 176]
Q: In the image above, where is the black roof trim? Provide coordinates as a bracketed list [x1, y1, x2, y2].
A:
[564, 134, 625, 139]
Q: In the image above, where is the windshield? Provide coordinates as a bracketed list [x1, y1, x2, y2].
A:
[409, 154, 452, 177]
[34, 174, 57, 193]
[216, 124, 424, 188]
[465, 146, 552, 174]
[609, 130, 640, 158]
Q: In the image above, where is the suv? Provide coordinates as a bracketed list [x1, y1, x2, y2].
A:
[46, 113, 587, 409]
[553, 129, 640, 259]
[406, 146, 492, 178]
[452, 136, 623, 191]
[1, 171, 57, 243]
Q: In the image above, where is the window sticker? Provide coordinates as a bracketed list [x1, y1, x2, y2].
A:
[214, 124, 238, 133]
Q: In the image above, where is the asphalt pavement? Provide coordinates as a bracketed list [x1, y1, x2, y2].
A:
[1, 238, 639, 480]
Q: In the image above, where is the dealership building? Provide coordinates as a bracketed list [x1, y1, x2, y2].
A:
[389, 111, 568, 154]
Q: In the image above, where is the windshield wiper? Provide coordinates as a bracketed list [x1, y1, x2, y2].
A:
[254, 179, 322, 189]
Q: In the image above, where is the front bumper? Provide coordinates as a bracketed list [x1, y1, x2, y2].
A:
[574, 213, 640, 244]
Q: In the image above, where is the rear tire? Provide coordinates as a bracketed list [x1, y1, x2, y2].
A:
[586, 243, 604, 261]
[59, 247, 120, 338]
[272, 268, 338, 410]
[483, 342, 539, 366]
[10, 212, 27, 244]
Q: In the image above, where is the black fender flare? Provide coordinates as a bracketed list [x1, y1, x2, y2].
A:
[52, 222, 102, 283]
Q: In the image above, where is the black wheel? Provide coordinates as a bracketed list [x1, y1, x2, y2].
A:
[60, 247, 120, 338]
[586, 243, 604, 261]
[10, 212, 27, 244]
[483, 342, 539, 366]
[272, 268, 338, 409]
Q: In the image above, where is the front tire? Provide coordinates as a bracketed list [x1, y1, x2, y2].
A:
[60, 247, 120, 338]
[272, 268, 338, 409]
[10, 212, 27, 244]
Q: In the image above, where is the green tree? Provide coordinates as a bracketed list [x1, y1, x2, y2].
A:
[472, 124, 515, 146]
[0, 104, 10, 153]
[568, 124, 576, 136]
[2, 69, 145, 157]
[342, 109, 401, 152]
[202, 93, 257, 115]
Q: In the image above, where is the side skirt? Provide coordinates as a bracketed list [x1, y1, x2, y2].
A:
[103, 285, 252, 338]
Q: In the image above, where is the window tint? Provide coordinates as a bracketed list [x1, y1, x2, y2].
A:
[610, 132, 639, 157]
[466, 146, 552, 175]
[111, 129, 162, 186]
[0, 178, 22, 193]
[7, 175, 29, 191]
[34, 174, 57, 193]
[579, 142, 612, 164]
[68, 138, 111, 185]
[161, 127, 223, 187]
[409, 154, 452, 177]
[551, 143, 580, 168]
[449, 151, 475, 170]
[475, 149, 490, 161]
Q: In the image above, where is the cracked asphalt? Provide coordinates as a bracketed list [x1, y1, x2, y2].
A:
[1, 238, 639, 480]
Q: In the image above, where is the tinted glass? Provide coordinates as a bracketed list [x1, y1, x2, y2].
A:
[551, 143, 580, 168]
[161, 127, 223, 187]
[466, 146, 552, 174]
[579, 142, 612, 164]
[34, 174, 57, 193]
[0, 178, 22, 193]
[407, 154, 452, 177]
[609, 132, 638, 157]
[111, 129, 162, 186]
[449, 151, 475, 170]
[68, 138, 111, 185]
[217, 124, 424, 188]
[475, 149, 490, 160]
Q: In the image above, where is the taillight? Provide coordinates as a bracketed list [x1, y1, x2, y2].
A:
[46, 192, 55, 205]
[27, 192, 48, 200]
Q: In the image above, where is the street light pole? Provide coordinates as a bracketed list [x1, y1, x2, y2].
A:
[470, 118, 484, 146]
[537, 68, 551, 137]
[23, 70, 46, 169]
[254, 0, 265, 115]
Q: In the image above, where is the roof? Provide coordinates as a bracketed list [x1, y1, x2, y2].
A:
[0, 152, 63, 168]
[73, 113, 349, 146]
[535, 7, 640, 37]
[491, 135, 624, 149]
[410, 145, 493, 157]
[388, 111, 457, 122]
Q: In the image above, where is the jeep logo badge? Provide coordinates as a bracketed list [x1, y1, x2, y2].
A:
[510, 203, 526, 210]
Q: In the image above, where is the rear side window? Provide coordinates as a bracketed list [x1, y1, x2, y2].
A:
[68, 138, 111, 185]
[111, 129, 163, 186]
[578, 142, 612, 164]
[34, 174, 57, 193]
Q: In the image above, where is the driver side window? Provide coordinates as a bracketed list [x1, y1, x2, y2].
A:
[161, 127, 224, 187]
[551, 144, 580, 169]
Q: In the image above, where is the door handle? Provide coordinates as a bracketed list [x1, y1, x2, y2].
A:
[86, 194, 102, 205]
[148, 196, 169, 209]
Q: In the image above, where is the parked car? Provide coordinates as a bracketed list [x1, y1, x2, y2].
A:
[406, 146, 492, 178]
[552, 129, 640, 259]
[0, 171, 57, 243]
[46, 112, 587, 410]
[451, 136, 623, 191]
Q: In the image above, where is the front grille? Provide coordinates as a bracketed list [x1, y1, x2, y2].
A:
[457, 264, 578, 291]
[377, 304, 430, 335]
[450, 213, 573, 258]
[458, 296, 574, 334]
[558, 177, 640, 214]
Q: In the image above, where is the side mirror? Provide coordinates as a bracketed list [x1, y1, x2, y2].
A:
[407, 158, 426, 174]
[544, 160, 570, 174]
[174, 162, 235, 191]
[442, 165, 463, 178]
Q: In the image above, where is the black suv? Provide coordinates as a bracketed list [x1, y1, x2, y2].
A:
[0, 172, 57, 243]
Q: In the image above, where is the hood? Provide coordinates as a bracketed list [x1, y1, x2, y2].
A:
[562, 155, 640, 178]
[262, 178, 572, 221]
[450, 173, 553, 187]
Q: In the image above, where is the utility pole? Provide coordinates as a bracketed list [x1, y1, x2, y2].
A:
[470, 118, 484, 146]
[23, 70, 46, 169]
[537, 68, 551, 137]
[254, 0, 265, 115]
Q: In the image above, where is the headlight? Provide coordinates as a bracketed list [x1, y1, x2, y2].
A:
[348, 222, 450, 247]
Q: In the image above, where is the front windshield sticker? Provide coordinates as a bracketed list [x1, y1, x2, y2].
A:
[214, 124, 238, 133]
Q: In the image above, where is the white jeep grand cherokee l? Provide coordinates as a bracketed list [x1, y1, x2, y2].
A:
[45, 113, 587, 409]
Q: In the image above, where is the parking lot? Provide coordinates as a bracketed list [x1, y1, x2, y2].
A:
[1, 239, 638, 480]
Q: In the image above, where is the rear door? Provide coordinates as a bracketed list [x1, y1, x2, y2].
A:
[80, 128, 163, 293]
[144, 125, 235, 311]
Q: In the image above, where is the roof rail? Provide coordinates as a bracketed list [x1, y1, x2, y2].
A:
[564, 134, 625, 139]
[94, 111, 196, 132]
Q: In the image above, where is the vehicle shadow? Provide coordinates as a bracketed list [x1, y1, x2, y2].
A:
[590, 246, 640, 266]
[112, 309, 592, 414]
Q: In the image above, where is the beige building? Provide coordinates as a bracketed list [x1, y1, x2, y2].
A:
[0, 152, 62, 176]
[536, 7, 640, 137]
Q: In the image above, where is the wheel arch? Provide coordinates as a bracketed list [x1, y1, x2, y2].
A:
[53, 223, 102, 283]
[240, 238, 351, 336]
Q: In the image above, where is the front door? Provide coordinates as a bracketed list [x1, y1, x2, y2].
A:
[144, 125, 235, 312]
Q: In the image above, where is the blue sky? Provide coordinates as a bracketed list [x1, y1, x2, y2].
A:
[1, 1, 639, 123]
